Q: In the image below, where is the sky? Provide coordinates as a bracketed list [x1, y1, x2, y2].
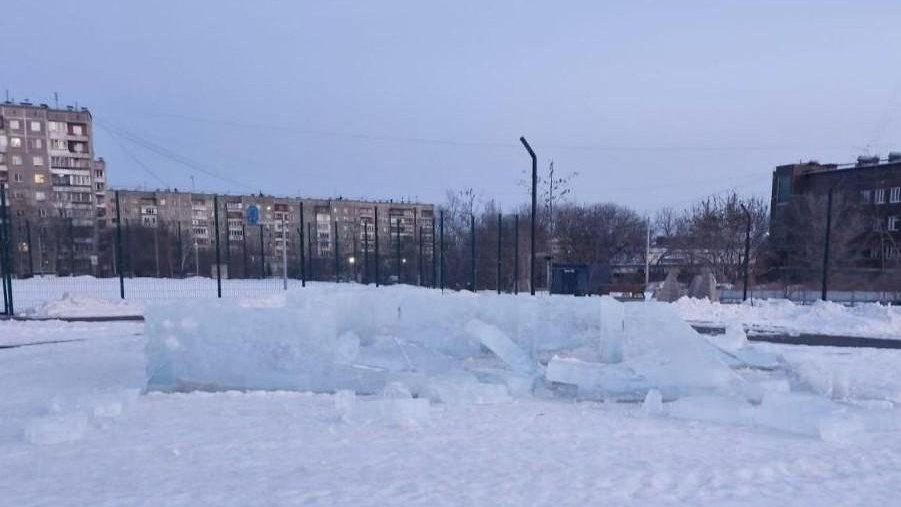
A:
[3, 0, 901, 213]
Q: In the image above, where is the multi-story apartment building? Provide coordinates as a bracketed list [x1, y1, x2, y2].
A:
[0, 101, 106, 275]
[769, 154, 901, 287]
[109, 189, 434, 281]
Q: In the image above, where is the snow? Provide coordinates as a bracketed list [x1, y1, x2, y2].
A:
[24, 292, 143, 318]
[674, 296, 901, 338]
[5, 285, 901, 505]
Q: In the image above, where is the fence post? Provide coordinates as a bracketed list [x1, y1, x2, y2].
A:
[282, 215, 288, 290]
[418, 225, 423, 286]
[259, 224, 266, 279]
[439, 209, 445, 292]
[431, 217, 436, 288]
[125, 218, 132, 277]
[395, 217, 401, 284]
[307, 222, 314, 281]
[0, 183, 12, 314]
[375, 207, 380, 287]
[69, 219, 76, 276]
[363, 220, 370, 284]
[821, 187, 833, 301]
[213, 195, 222, 298]
[470, 214, 476, 292]
[334, 220, 340, 283]
[497, 213, 502, 294]
[241, 224, 248, 278]
[514, 213, 519, 295]
[176, 221, 183, 277]
[299, 202, 306, 287]
[26, 220, 34, 277]
[115, 191, 125, 299]
[740, 203, 751, 302]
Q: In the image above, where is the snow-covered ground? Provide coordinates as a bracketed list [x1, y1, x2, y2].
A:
[674, 296, 901, 339]
[3, 288, 901, 506]
[3, 319, 901, 506]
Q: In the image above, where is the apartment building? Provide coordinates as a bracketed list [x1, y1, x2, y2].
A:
[0, 101, 106, 275]
[109, 189, 435, 280]
[769, 154, 901, 286]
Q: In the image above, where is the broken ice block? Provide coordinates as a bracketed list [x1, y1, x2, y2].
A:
[545, 356, 648, 398]
[465, 319, 536, 375]
[599, 296, 625, 363]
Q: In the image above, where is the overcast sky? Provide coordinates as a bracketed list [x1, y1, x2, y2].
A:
[4, 0, 901, 212]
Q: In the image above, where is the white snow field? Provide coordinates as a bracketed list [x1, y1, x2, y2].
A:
[674, 296, 901, 338]
[4, 286, 901, 506]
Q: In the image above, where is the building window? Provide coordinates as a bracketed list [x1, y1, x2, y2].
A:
[13, 173, 23, 182]
[890, 216, 900, 232]
[95, 183, 103, 190]
[891, 187, 901, 204]
[35, 191, 46, 201]
[71, 124, 84, 135]
[11, 155, 21, 165]
[33, 156, 44, 166]
[34, 174, 45, 184]
[9, 120, 20, 130]
[30, 121, 41, 132]
[48, 121, 61, 132]
[9, 137, 22, 148]
[875, 188, 887, 204]
[39, 208, 48, 218]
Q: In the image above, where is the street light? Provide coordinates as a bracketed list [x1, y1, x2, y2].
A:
[348, 256, 356, 265]
[519, 136, 537, 296]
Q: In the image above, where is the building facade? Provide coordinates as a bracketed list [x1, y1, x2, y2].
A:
[109, 190, 435, 282]
[769, 154, 901, 287]
[0, 101, 106, 275]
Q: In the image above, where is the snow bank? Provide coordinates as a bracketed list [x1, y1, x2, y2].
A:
[25, 292, 143, 318]
[674, 297, 901, 338]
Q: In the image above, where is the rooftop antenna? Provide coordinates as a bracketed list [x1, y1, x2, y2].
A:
[53, 92, 59, 109]
[4, 89, 8, 102]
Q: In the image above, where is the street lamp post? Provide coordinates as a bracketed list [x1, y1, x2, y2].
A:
[519, 136, 537, 296]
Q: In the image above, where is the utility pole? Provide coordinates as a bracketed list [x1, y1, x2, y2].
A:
[821, 188, 834, 301]
[740, 204, 752, 302]
[520, 136, 537, 295]
[363, 219, 370, 284]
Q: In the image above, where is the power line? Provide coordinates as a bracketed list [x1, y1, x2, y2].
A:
[128, 110, 868, 154]
[98, 124, 170, 187]
[96, 120, 256, 192]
